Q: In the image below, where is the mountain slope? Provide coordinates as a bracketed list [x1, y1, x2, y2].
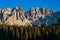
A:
[0, 7, 60, 26]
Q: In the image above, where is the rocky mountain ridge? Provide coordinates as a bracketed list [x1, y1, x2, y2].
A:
[0, 7, 59, 26]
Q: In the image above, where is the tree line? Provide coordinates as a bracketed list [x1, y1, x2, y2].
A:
[0, 23, 60, 40]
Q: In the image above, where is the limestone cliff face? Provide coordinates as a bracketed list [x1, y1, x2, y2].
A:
[0, 7, 55, 26]
[25, 7, 42, 22]
[40, 8, 53, 18]
[0, 7, 32, 26]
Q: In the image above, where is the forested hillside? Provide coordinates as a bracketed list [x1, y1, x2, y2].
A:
[0, 23, 60, 40]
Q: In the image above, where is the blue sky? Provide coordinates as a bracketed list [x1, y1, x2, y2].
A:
[0, 0, 60, 12]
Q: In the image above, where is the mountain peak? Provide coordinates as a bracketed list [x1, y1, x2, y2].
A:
[0, 7, 59, 26]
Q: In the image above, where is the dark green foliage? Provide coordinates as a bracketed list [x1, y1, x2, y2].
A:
[0, 24, 60, 40]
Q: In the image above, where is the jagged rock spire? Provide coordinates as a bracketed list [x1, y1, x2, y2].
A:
[0, 7, 55, 26]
